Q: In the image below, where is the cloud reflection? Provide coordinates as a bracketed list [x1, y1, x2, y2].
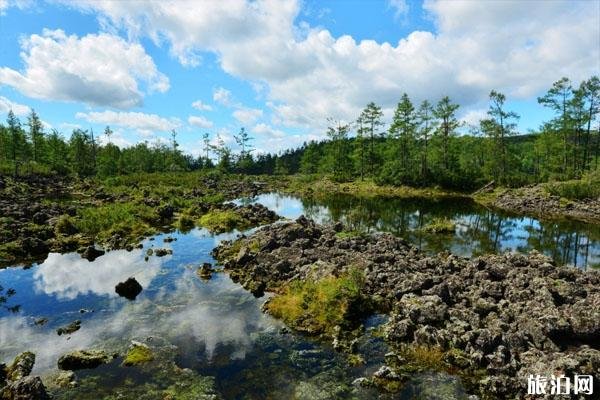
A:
[33, 250, 164, 300]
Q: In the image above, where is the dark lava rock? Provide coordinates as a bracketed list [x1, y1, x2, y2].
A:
[1, 376, 50, 400]
[157, 204, 175, 220]
[197, 263, 214, 280]
[56, 320, 81, 336]
[20, 237, 48, 256]
[214, 218, 600, 399]
[115, 277, 143, 300]
[31, 212, 49, 225]
[80, 246, 105, 261]
[153, 248, 172, 257]
[57, 350, 111, 371]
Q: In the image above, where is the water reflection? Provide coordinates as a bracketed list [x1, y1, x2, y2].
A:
[33, 249, 164, 299]
[248, 193, 600, 269]
[1, 229, 281, 376]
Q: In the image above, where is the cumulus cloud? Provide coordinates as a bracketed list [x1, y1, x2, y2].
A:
[188, 115, 214, 129]
[251, 123, 285, 139]
[0, 29, 169, 109]
[66, 0, 598, 134]
[0, 96, 30, 116]
[233, 107, 263, 125]
[76, 110, 180, 136]
[389, 0, 409, 20]
[191, 100, 213, 111]
[213, 87, 234, 107]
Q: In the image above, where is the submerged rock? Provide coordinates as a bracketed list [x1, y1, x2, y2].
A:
[1, 376, 50, 400]
[6, 352, 35, 382]
[52, 371, 76, 388]
[56, 320, 81, 336]
[115, 277, 143, 300]
[57, 350, 112, 371]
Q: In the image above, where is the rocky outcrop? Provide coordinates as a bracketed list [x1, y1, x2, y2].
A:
[1, 376, 50, 400]
[214, 216, 600, 399]
[115, 277, 143, 300]
[483, 185, 600, 223]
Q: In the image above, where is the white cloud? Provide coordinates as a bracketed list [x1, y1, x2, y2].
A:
[0, 0, 33, 15]
[191, 100, 213, 111]
[233, 107, 263, 125]
[389, 0, 409, 20]
[76, 110, 180, 136]
[213, 87, 234, 107]
[188, 115, 213, 129]
[0, 29, 169, 109]
[251, 123, 285, 139]
[460, 108, 488, 127]
[0, 96, 30, 116]
[47, 0, 600, 134]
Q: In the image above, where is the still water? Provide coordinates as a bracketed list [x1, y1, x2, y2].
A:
[242, 193, 600, 270]
[1, 191, 598, 399]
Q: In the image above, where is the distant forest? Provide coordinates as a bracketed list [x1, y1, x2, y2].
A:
[1, 76, 598, 190]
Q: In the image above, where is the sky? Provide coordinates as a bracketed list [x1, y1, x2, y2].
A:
[0, 0, 599, 156]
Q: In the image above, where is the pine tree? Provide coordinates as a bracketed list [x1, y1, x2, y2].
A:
[357, 102, 384, 177]
[27, 109, 44, 163]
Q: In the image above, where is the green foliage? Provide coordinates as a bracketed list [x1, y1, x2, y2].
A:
[54, 215, 78, 235]
[198, 209, 245, 233]
[266, 268, 368, 335]
[546, 170, 600, 200]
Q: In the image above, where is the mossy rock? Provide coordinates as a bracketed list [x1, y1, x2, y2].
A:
[122, 344, 154, 366]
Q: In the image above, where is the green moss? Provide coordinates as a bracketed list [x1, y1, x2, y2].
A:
[335, 230, 365, 240]
[122, 345, 154, 366]
[198, 209, 246, 233]
[420, 217, 456, 234]
[266, 268, 369, 336]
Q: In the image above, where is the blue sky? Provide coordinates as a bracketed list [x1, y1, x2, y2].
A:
[0, 0, 598, 156]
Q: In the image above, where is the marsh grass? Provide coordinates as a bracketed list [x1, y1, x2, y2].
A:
[198, 209, 246, 233]
[420, 217, 456, 234]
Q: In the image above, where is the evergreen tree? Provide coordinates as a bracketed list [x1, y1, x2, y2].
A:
[388, 93, 417, 178]
[538, 77, 573, 176]
[433, 96, 460, 173]
[357, 102, 384, 177]
[27, 109, 44, 164]
[485, 90, 519, 183]
[416, 100, 435, 179]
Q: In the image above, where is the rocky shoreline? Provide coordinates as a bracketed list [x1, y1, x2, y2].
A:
[476, 184, 600, 224]
[214, 216, 600, 399]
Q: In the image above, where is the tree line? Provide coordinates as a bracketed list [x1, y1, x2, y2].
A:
[299, 76, 599, 188]
[0, 76, 598, 189]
